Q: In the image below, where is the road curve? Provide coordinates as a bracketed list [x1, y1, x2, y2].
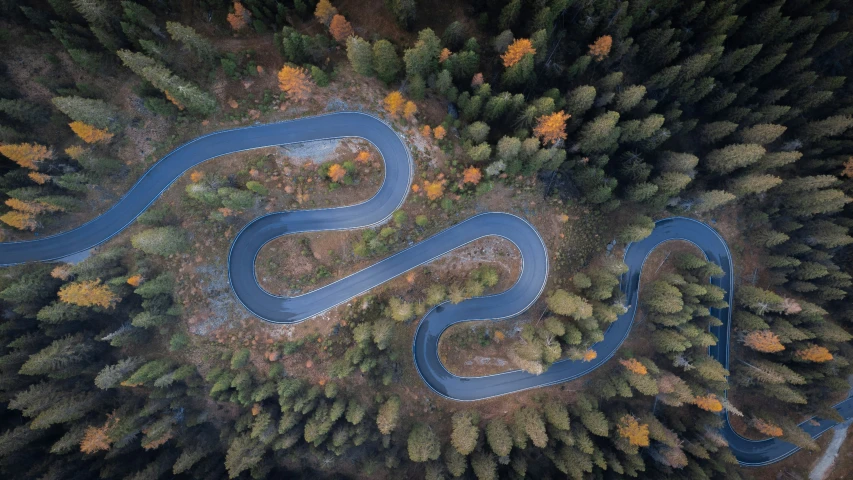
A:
[0, 112, 849, 466]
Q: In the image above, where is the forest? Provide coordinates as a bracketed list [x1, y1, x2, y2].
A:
[0, 0, 852, 479]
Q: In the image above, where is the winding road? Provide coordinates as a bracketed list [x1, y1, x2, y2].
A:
[0, 112, 849, 466]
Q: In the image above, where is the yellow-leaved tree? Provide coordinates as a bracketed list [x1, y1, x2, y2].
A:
[278, 65, 313, 103]
[0, 143, 53, 170]
[582, 349, 597, 361]
[796, 345, 833, 362]
[501, 39, 536, 67]
[433, 125, 446, 140]
[28, 172, 50, 184]
[70, 121, 114, 144]
[59, 279, 119, 308]
[423, 179, 445, 200]
[383, 91, 405, 117]
[694, 394, 723, 412]
[617, 415, 650, 446]
[533, 111, 570, 145]
[403, 101, 417, 120]
[752, 419, 783, 437]
[0, 211, 37, 231]
[314, 0, 337, 25]
[619, 358, 648, 375]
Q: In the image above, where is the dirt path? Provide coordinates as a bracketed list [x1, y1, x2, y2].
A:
[810, 419, 852, 480]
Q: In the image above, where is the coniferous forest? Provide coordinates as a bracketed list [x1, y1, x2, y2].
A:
[0, 0, 852, 479]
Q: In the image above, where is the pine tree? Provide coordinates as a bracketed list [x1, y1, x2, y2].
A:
[730, 174, 783, 196]
[131, 227, 189, 256]
[52, 96, 120, 130]
[614, 85, 646, 112]
[404, 29, 440, 79]
[693, 190, 736, 213]
[577, 111, 620, 154]
[408, 423, 440, 462]
[376, 395, 401, 435]
[705, 144, 766, 173]
[373, 39, 401, 83]
[738, 124, 787, 144]
[451, 410, 479, 455]
[0, 98, 50, 125]
[346, 36, 373, 76]
[166, 22, 217, 65]
[485, 419, 512, 457]
[470, 452, 498, 480]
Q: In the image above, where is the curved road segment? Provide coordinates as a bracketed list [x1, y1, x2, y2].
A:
[0, 112, 849, 466]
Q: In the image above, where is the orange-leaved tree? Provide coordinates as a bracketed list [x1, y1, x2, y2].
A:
[80, 414, 118, 454]
[190, 171, 204, 183]
[28, 172, 50, 184]
[795, 344, 833, 362]
[582, 349, 597, 361]
[439, 48, 451, 63]
[0, 211, 37, 231]
[0, 143, 53, 170]
[314, 0, 337, 25]
[501, 39, 536, 67]
[383, 91, 405, 117]
[420, 125, 431, 138]
[619, 358, 648, 375]
[59, 279, 120, 308]
[462, 166, 482, 185]
[533, 111, 570, 145]
[433, 125, 446, 140]
[403, 101, 417, 120]
[51, 265, 72, 280]
[355, 151, 372, 163]
[70, 121, 114, 144]
[471, 73, 484, 87]
[743, 330, 785, 353]
[278, 65, 313, 103]
[617, 415, 650, 446]
[694, 394, 723, 412]
[423, 179, 445, 200]
[227, 2, 250, 30]
[752, 419, 783, 437]
[589, 35, 613, 61]
[329, 15, 353, 43]
[127, 274, 143, 287]
[328, 164, 347, 183]
[6, 198, 60, 215]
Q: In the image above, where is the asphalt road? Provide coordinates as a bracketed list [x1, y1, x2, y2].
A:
[0, 112, 849, 467]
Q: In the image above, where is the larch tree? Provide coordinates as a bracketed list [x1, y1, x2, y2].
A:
[795, 345, 833, 363]
[0, 211, 37, 231]
[619, 358, 648, 375]
[376, 396, 401, 435]
[450, 410, 480, 455]
[329, 15, 353, 43]
[59, 279, 119, 309]
[694, 394, 723, 412]
[617, 415, 650, 447]
[501, 39, 535, 67]
[383, 91, 405, 117]
[743, 330, 785, 353]
[327, 164, 346, 183]
[278, 65, 313, 103]
[0, 143, 53, 170]
[752, 419, 783, 437]
[166, 22, 217, 65]
[226, 2, 250, 31]
[403, 101, 417, 120]
[69, 122, 114, 144]
[588, 35, 613, 61]
[533, 111, 570, 145]
[314, 0, 338, 26]
[485, 419, 512, 457]
[422, 179, 445, 200]
[462, 166, 482, 185]
[433, 125, 446, 140]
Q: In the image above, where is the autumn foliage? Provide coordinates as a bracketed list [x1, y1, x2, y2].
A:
[355, 151, 372, 163]
[226, 2, 250, 30]
[462, 166, 482, 185]
[0, 143, 53, 170]
[314, 0, 337, 25]
[59, 279, 119, 309]
[694, 394, 723, 412]
[582, 349, 598, 362]
[329, 15, 353, 43]
[423, 179, 445, 200]
[420, 125, 431, 137]
[501, 39, 536, 67]
[752, 419, 783, 437]
[190, 171, 204, 182]
[439, 48, 451, 63]
[533, 110, 570, 145]
[743, 330, 785, 353]
[28, 172, 50, 184]
[433, 125, 446, 140]
[403, 101, 417, 120]
[619, 358, 648, 375]
[383, 91, 405, 117]
[328, 164, 346, 183]
[6, 198, 60, 214]
[70, 121, 114, 144]
[0, 211, 37, 231]
[278, 65, 313, 103]
[65, 145, 86, 160]
[795, 345, 833, 363]
[471, 73, 484, 87]
[126, 275, 143, 287]
[617, 415, 650, 446]
[589, 35, 613, 61]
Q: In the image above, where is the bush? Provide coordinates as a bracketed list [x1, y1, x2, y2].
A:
[415, 215, 428, 227]
[393, 210, 408, 225]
